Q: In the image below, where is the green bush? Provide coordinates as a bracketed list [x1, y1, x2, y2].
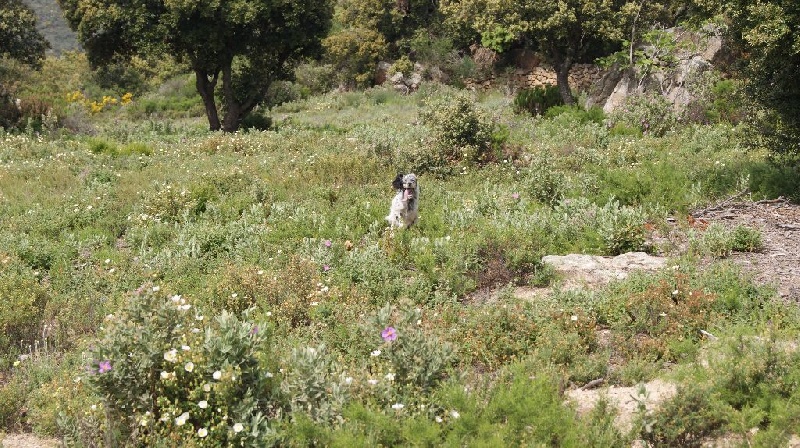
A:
[638, 384, 725, 447]
[85, 289, 278, 446]
[323, 28, 388, 89]
[369, 305, 454, 393]
[514, 85, 563, 116]
[690, 223, 763, 259]
[294, 62, 338, 96]
[608, 93, 679, 137]
[0, 259, 49, 357]
[413, 91, 496, 175]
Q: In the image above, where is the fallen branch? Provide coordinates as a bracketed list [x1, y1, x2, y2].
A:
[692, 188, 750, 217]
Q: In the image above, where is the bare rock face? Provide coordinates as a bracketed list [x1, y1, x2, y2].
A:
[587, 27, 724, 113]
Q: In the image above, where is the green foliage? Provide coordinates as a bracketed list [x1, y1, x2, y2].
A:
[0, 0, 49, 68]
[85, 289, 278, 446]
[370, 305, 454, 393]
[414, 90, 496, 175]
[323, 27, 388, 89]
[544, 104, 605, 124]
[690, 223, 763, 258]
[638, 384, 725, 447]
[58, 0, 333, 132]
[0, 257, 49, 358]
[281, 345, 349, 424]
[293, 62, 337, 96]
[441, 0, 629, 103]
[513, 86, 563, 116]
[389, 56, 414, 76]
[607, 93, 680, 137]
[723, 0, 800, 157]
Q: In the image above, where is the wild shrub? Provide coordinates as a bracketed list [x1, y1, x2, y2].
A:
[413, 91, 496, 175]
[608, 93, 679, 137]
[690, 223, 763, 258]
[294, 62, 338, 96]
[0, 257, 49, 358]
[544, 104, 605, 124]
[369, 305, 454, 393]
[638, 384, 725, 447]
[323, 28, 388, 89]
[281, 345, 350, 424]
[446, 303, 539, 370]
[514, 85, 563, 116]
[85, 288, 278, 446]
[611, 272, 717, 362]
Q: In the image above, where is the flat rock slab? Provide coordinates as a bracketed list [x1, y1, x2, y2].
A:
[1, 434, 60, 448]
[542, 252, 668, 288]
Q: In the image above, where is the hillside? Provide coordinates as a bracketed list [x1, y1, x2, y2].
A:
[22, 0, 80, 54]
[0, 79, 799, 445]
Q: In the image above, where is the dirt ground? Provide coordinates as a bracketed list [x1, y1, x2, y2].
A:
[693, 197, 800, 303]
[562, 198, 800, 443]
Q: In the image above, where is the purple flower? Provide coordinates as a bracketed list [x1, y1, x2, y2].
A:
[324, 239, 332, 248]
[323, 265, 330, 272]
[511, 193, 520, 200]
[98, 360, 112, 374]
[381, 327, 397, 342]
[251, 325, 259, 335]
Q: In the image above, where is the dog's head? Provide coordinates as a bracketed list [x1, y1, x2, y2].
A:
[393, 173, 418, 201]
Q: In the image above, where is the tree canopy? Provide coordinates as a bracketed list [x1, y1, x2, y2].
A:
[721, 0, 800, 157]
[58, 0, 333, 132]
[441, 0, 631, 104]
[0, 0, 50, 68]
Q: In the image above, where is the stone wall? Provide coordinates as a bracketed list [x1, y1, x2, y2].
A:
[465, 63, 606, 92]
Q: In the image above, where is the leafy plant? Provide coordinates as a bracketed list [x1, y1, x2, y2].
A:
[85, 288, 278, 446]
[514, 86, 563, 116]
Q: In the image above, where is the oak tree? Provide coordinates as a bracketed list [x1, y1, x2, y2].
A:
[441, 0, 631, 105]
[59, 0, 332, 132]
[0, 0, 49, 68]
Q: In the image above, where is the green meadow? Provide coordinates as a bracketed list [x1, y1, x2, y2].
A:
[2, 76, 800, 446]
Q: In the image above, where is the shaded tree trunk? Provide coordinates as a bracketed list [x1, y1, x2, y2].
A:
[195, 69, 221, 131]
[554, 58, 575, 106]
[220, 64, 259, 133]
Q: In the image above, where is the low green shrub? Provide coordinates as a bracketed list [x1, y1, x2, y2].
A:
[84, 288, 278, 446]
[412, 91, 496, 175]
[514, 85, 563, 116]
[0, 258, 49, 358]
[638, 384, 725, 447]
[690, 223, 763, 259]
[608, 93, 679, 137]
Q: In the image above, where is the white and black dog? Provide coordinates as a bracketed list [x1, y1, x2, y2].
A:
[385, 173, 419, 228]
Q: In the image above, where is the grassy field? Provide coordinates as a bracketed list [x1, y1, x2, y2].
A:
[1, 80, 799, 446]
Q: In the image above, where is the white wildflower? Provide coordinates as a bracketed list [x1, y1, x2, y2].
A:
[175, 412, 189, 426]
[164, 349, 178, 363]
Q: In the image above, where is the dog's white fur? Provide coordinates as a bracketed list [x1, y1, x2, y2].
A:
[385, 173, 419, 228]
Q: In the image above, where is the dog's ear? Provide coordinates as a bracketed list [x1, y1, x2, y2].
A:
[392, 173, 403, 190]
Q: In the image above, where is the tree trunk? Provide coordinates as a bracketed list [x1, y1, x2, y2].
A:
[555, 59, 575, 106]
[219, 63, 259, 133]
[195, 69, 221, 131]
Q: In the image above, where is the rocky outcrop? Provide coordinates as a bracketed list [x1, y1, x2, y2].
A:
[587, 27, 724, 113]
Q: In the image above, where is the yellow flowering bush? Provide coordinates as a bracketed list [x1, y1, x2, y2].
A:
[66, 91, 133, 114]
